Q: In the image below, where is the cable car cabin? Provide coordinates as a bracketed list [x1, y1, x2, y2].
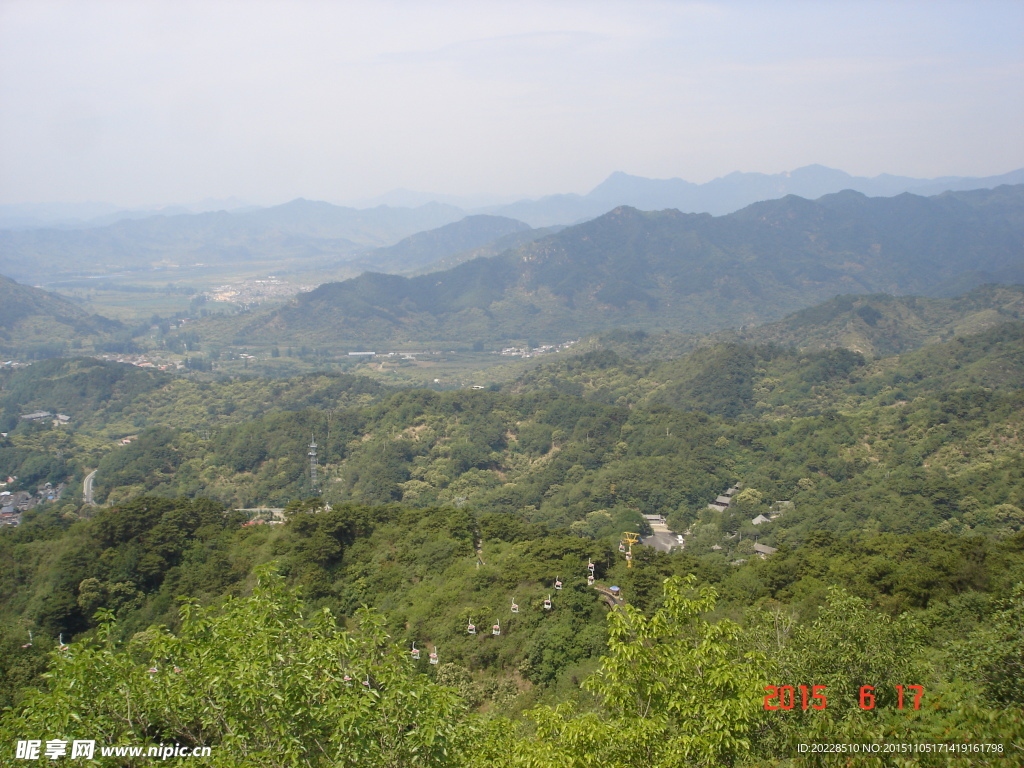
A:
[411, 644, 420, 660]
[544, 596, 552, 610]
[429, 652, 438, 665]
[344, 675, 353, 686]
[618, 542, 626, 552]
[554, 578, 563, 590]
[511, 601, 519, 613]
[467, 622, 477, 634]
[587, 575, 594, 585]
[588, 561, 595, 572]
[492, 622, 501, 636]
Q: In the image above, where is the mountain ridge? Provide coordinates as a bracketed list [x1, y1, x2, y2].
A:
[215, 185, 1024, 349]
[480, 165, 1024, 226]
[5, 166, 1021, 283]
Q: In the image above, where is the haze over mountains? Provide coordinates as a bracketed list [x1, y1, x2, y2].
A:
[351, 215, 537, 276]
[359, 164, 1024, 226]
[224, 185, 1024, 349]
[0, 198, 255, 230]
[0, 200, 465, 282]
[2, 165, 1022, 285]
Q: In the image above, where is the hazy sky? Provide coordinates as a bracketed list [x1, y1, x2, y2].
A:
[1, 0, 1022, 207]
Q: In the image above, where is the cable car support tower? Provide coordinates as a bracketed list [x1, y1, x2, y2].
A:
[622, 531, 641, 567]
[308, 435, 319, 493]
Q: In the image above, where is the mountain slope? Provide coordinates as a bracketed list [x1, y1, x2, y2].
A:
[225, 186, 1024, 348]
[354, 215, 533, 274]
[0, 274, 123, 357]
[410, 224, 565, 276]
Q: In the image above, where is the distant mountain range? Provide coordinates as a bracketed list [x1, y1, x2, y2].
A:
[220, 185, 1024, 348]
[416, 164, 1024, 226]
[0, 198, 255, 230]
[3, 165, 1021, 285]
[0, 200, 464, 282]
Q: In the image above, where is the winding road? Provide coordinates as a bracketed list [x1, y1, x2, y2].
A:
[82, 469, 97, 505]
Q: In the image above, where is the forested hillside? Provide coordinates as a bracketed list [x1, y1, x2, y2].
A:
[0, 274, 124, 358]
[722, 284, 1024, 357]
[210, 186, 1024, 349]
[0, 305, 1022, 765]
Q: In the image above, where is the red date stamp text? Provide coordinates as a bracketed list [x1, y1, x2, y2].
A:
[763, 685, 924, 710]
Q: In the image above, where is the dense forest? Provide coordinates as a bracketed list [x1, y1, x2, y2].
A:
[0, 308, 1021, 765]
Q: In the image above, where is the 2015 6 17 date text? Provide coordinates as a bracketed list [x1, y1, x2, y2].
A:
[764, 685, 924, 710]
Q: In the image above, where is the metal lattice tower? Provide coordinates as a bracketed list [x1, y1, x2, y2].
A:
[308, 435, 319, 492]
